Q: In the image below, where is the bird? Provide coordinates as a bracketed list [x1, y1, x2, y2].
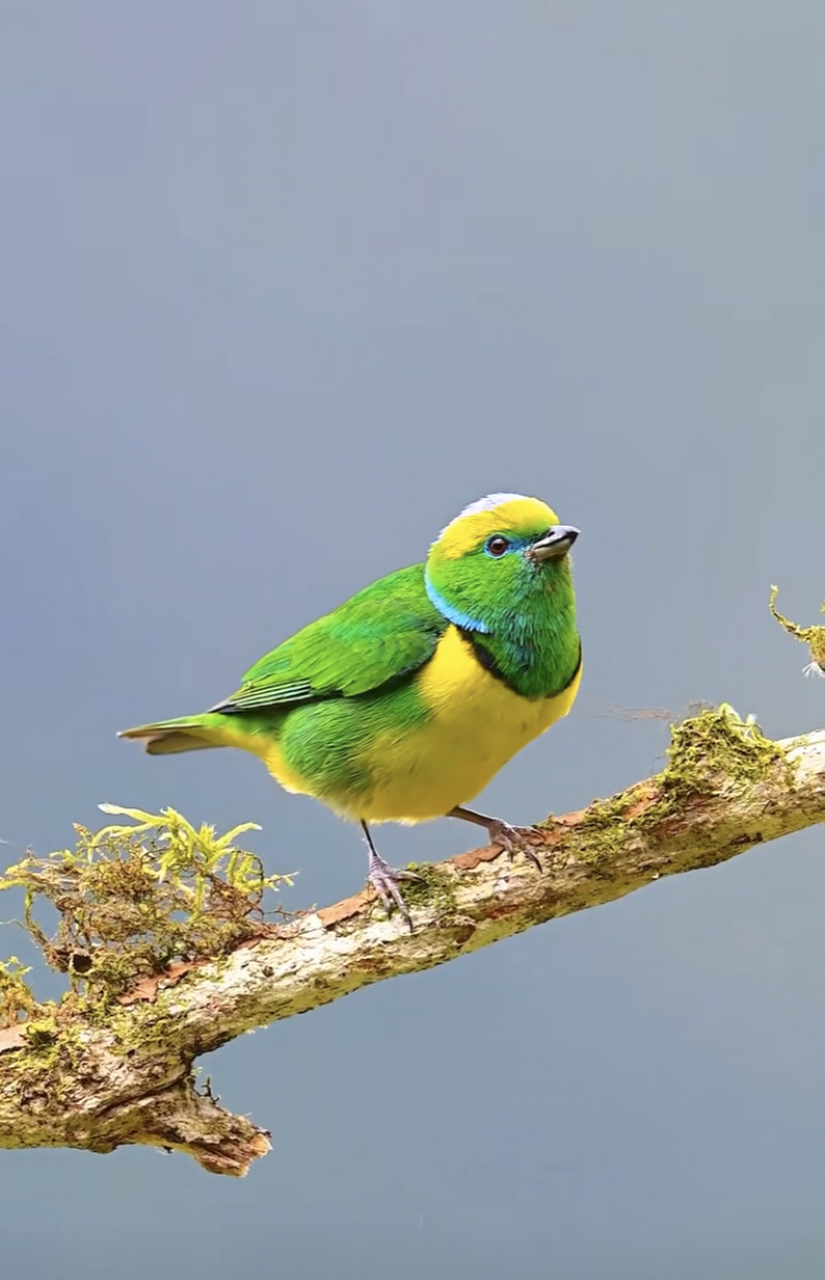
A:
[120, 493, 582, 925]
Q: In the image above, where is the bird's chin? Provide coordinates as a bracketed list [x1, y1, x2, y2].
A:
[529, 548, 573, 572]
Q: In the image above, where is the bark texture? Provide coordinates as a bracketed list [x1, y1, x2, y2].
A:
[1, 708, 824, 1175]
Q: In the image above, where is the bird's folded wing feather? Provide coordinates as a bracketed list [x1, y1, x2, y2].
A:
[211, 564, 446, 712]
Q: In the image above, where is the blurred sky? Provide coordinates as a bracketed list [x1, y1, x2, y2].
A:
[2, 2, 825, 1277]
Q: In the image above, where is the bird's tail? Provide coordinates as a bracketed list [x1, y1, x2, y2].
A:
[118, 713, 236, 756]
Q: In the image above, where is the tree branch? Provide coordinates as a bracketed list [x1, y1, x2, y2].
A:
[2, 707, 824, 1175]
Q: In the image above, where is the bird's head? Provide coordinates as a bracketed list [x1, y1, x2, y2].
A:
[425, 493, 579, 635]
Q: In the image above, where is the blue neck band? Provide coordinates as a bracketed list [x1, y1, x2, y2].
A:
[425, 571, 491, 634]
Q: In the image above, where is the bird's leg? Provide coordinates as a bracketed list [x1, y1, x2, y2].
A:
[447, 805, 543, 871]
[360, 821, 423, 930]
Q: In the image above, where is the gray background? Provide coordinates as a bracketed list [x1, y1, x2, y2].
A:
[2, 2, 825, 1277]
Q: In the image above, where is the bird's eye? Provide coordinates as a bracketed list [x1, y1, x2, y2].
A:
[486, 535, 510, 557]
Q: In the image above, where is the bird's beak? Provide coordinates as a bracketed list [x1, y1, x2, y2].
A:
[527, 524, 580, 562]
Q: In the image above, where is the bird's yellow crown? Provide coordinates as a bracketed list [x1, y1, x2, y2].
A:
[432, 493, 559, 560]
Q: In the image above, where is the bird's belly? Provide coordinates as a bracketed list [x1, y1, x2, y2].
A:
[356, 626, 581, 822]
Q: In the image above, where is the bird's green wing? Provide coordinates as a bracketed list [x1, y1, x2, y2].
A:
[212, 564, 446, 713]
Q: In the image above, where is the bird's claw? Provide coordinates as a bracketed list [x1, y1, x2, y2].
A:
[486, 819, 544, 872]
[367, 853, 423, 930]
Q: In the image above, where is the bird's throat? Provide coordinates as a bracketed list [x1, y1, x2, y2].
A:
[425, 560, 580, 700]
[465, 609, 581, 700]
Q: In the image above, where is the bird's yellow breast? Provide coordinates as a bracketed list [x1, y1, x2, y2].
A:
[355, 624, 581, 822]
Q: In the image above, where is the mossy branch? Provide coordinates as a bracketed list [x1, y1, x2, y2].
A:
[1, 706, 824, 1176]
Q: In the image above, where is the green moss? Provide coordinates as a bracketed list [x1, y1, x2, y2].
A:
[563, 703, 790, 871]
[770, 585, 825, 673]
[0, 1017, 102, 1130]
[0, 805, 294, 1018]
[0, 957, 40, 1026]
[396, 862, 458, 915]
[571, 798, 636, 867]
[662, 702, 786, 794]
[24, 1018, 58, 1049]
[625, 702, 790, 843]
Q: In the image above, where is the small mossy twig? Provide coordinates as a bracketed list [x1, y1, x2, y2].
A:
[770, 585, 825, 676]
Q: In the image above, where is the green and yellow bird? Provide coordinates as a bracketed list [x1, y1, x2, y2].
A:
[120, 494, 582, 923]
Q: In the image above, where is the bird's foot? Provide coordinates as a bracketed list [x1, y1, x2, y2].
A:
[447, 805, 544, 871]
[484, 819, 544, 872]
[366, 849, 423, 930]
